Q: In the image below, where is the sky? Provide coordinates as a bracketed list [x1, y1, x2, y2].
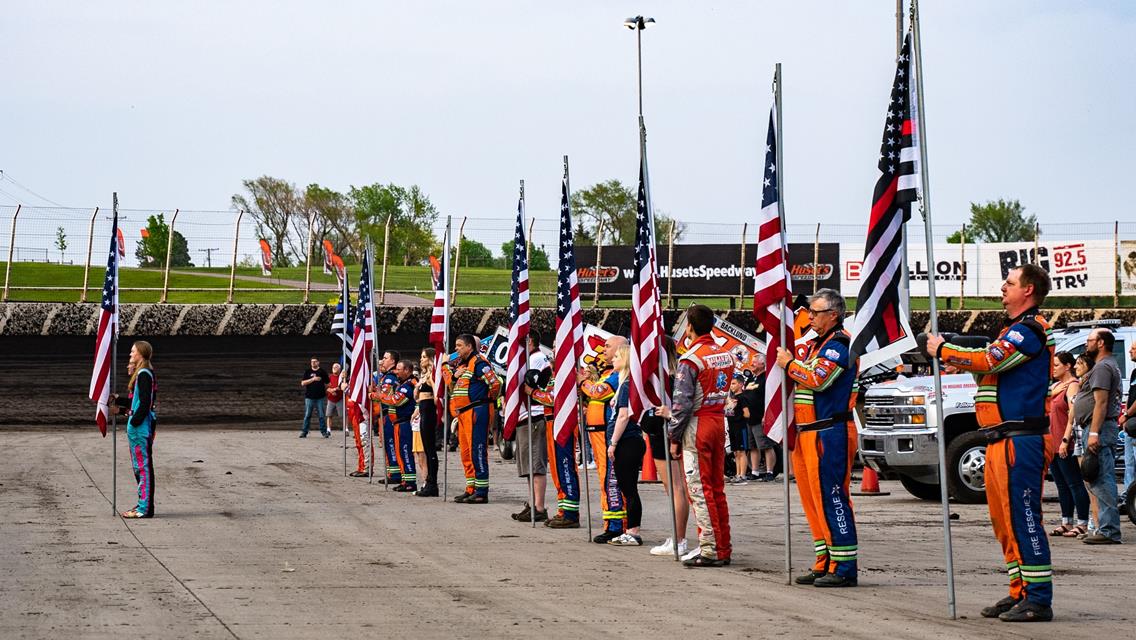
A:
[2, 1, 1134, 257]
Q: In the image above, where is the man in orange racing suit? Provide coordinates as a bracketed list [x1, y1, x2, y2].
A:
[531, 365, 580, 528]
[380, 359, 419, 492]
[376, 350, 402, 485]
[659, 304, 733, 567]
[777, 288, 859, 588]
[925, 264, 1055, 623]
[443, 333, 500, 503]
[578, 334, 628, 542]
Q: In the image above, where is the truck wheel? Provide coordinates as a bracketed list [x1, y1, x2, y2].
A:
[898, 475, 942, 501]
[946, 431, 988, 504]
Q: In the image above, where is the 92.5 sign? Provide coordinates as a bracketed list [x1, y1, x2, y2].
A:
[1052, 244, 1087, 271]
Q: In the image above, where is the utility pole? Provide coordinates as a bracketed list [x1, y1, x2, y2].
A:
[198, 247, 220, 268]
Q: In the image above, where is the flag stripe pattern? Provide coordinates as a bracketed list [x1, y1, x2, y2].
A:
[347, 250, 374, 407]
[553, 172, 584, 446]
[752, 106, 794, 444]
[502, 198, 530, 441]
[851, 33, 919, 369]
[628, 154, 666, 419]
[89, 210, 119, 436]
[429, 249, 448, 419]
[331, 296, 353, 352]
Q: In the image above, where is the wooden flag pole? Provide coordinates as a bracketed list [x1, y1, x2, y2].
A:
[911, 0, 957, 619]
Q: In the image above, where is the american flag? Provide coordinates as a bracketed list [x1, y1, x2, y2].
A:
[553, 163, 584, 447]
[331, 293, 353, 352]
[628, 153, 666, 419]
[851, 33, 919, 369]
[501, 194, 530, 441]
[752, 105, 794, 444]
[347, 249, 374, 406]
[88, 209, 119, 436]
[428, 250, 448, 418]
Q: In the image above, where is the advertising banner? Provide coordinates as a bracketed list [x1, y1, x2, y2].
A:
[1121, 241, 1136, 296]
[575, 243, 840, 297]
[841, 239, 1117, 298]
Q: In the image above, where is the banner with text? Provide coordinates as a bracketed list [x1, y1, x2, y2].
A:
[575, 243, 840, 297]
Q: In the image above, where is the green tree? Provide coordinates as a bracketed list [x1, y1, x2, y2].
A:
[350, 183, 439, 266]
[135, 213, 193, 268]
[54, 226, 67, 263]
[570, 179, 683, 246]
[947, 199, 1037, 243]
[454, 237, 496, 267]
[232, 176, 302, 267]
[303, 183, 356, 260]
[499, 241, 550, 271]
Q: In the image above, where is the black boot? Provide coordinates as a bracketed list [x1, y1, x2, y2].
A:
[415, 484, 439, 497]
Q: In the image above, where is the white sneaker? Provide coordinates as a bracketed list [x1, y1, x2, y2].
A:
[586, 461, 597, 470]
[680, 546, 701, 561]
[607, 532, 642, 546]
[650, 538, 674, 556]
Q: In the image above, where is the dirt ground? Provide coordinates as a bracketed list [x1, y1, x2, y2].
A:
[1, 428, 1133, 640]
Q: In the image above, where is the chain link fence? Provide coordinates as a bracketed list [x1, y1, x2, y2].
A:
[3, 204, 1135, 306]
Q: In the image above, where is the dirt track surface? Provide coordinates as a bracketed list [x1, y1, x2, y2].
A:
[2, 429, 1133, 639]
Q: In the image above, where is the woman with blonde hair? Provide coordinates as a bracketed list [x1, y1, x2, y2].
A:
[112, 341, 158, 518]
[605, 343, 647, 546]
[413, 348, 440, 497]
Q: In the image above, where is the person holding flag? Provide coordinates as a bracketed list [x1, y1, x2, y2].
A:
[578, 336, 629, 543]
[347, 246, 376, 480]
[776, 289, 859, 587]
[380, 359, 419, 493]
[112, 341, 158, 518]
[375, 350, 403, 485]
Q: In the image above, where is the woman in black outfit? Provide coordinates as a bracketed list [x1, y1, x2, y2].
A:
[607, 344, 646, 546]
[414, 348, 440, 497]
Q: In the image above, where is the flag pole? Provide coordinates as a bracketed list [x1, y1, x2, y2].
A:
[773, 64, 793, 584]
[367, 240, 385, 491]
[343, 265, 349, 477]
[111, 192, 119, 517]
[565, 155, 593, 542]
[441, 216, 452, 502]
[520, 179, 536, 528]
[911, 0, 956, 619]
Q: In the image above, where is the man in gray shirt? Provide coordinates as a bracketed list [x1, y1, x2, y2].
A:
[1082, 328, 1123, 544]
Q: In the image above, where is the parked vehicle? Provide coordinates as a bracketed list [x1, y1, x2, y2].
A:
[858, 321, 1133, 503]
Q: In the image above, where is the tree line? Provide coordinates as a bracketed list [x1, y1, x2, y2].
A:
[228, 176, 683, 270]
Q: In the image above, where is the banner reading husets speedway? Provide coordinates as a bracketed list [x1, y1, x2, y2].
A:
[575, 243, 840, 297]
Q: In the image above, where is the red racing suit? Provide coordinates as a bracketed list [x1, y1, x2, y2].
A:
[787, 325, 859, 579]
[667, 334, 734, 561]
[937, 307, 1054, 606]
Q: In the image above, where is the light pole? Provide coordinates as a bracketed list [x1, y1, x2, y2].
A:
[623, 15, 655, 118]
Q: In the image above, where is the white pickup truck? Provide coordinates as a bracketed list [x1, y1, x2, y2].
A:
[857, 321, 1134, 503]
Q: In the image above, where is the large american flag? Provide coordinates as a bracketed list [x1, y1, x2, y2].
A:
[88, 208, 119, 437]
[553, 164, 584, 447]
[428, 249, 448, 418]
[347, 249, 374, 406]
[501, 196, 530, 441]
[628, 153, 666, 419]
[851, 33, 919, 369]
[752, 105, 794, 444]
[331, 291, 353, 352]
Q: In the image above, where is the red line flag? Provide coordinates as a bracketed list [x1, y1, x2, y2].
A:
[553, 166, 584, 447]
[88, 210, 119, 436]
[501, 195, 530, 441]
[347, 248, 374, 407]
[851, 33, 919, 368]
[752, 105, 794, 445]
[628, 154, 666, 419]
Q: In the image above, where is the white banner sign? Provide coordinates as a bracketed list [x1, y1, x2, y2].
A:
[841, 239, 1117, 298]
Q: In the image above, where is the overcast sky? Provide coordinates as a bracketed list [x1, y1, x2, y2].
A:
[3, 1, 1134, 249]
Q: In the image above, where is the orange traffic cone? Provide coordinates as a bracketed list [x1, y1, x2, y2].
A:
[640, 434, 659, 483]
[852, 466, 890, 496]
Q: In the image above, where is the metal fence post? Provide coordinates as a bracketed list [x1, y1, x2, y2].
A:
[379, 214, 392, 304]
[2, 204, 22, 302]
[160, 209, 179, 303]
[80, 207, 99, 303]
[451, 216, 466, 306]
[666, 219, 675, 308]
[813, 222, 821, 293]
[959, 223, 966, 310]
[227, 209, 245, 304]
[1115, 220, 1120, 308]
[738, 222, 748, 306]
[303, 210, 315, 304]
[592, 219, 605, 308]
